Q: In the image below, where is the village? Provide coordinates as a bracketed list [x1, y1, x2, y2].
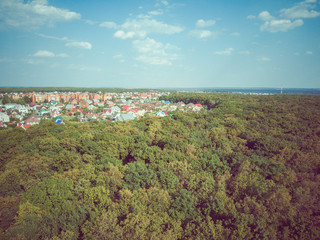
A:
[0, 91, 203, 130]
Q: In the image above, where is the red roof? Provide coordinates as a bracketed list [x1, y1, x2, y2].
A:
[17, 123, 31, 130]
[195, 104, 202, 107]
[23, 124, 32, 130]
[104, 109, 111, 113]
[71, 108, 83, 113]
[129, 108, 138, 113]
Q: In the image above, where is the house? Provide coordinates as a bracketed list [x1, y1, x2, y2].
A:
[86, 99, 93, 105]
[115, 112, 137, 121]
[5, 104, 17, 110]
[51, 109, 60, 118]
[0, 112, 10, 122]
[101, 108, 112, 119]
[87, 105, 97, 111]
[111, 106, 121, 113]
[39, 109, 50, 116]
[136, 109, 146, 117]
[15, 105, 30, 114]
[93, 99, 100, 105]
[80, 100, 89, 108]
[168, 105, 177, 111]
[97, 102, 105, 107]
[176, 101, 185, 107]
[186, 103, 195, 108]
[86, 113, 98, 120]
[15, 114, 23, 121]
[56, 103, 64, 108]
[29, 102, 36, 107]
[17, 123, 31, 130]
[53, 116, 63, 124]
[69, 98, 78, 105]
[122, 105, 130, 111]
[156, 111, 168, 117]
[66, 104, 74, 110]
[24, 115, 40, 125]
[193, 104, 202, 112]
[0, 121, 7, 128]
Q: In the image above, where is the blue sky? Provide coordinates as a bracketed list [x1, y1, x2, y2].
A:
[0, 0, 319, 88]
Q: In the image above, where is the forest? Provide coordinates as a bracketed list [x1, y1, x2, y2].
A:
[0, 93, 320, 239]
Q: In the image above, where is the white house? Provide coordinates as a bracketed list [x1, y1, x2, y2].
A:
[0, 112, 10, 122]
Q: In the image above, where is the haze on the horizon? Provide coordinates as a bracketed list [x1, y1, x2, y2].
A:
[0, 0, 319, 89]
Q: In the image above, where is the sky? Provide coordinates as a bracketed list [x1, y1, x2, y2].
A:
[0, 0, 319, 88]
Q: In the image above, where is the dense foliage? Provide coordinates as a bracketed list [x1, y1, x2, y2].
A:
[1, 95, 32, 105]
[1, 93, 320, 239]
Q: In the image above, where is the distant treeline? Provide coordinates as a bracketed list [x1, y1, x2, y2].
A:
[160, 93, 222, 109]
[0, 87, 174, 94]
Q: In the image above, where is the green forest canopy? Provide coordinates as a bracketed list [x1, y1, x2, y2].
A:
[0, 93, 320, 239]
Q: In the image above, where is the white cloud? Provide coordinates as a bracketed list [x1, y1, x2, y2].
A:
[68, 64, 101, 71]
[251, 0, 319, 33]
[84, 19, 97, 25]
[0, 58, 13, 63]
[38, 34, 91, 51]
[231, 32, 240, 36]
[247, 15, 256, 20]
[306, 51, 313, 54]
[190, 29, 214, 39]
[258, 11, 274, 21]
[114, 30, 136, 39]
[113, 54, 124, 59]
[148, 10, 163, 16]
[37, 33, 68, 41]
[214, 48, 234, 56]
[56, 53, 69, 58]
[134, 38, 163, 53]
[239, 50, 251, 55]
[0, 0, 80, 29]
[113, 54, 125, 63]
[33, 50, 68, 58]
[33, 50, 55, 57]
[161, 0, 169, 6]
[66, 41, 92, 50]
[133, 38, 178, 65]
[259, 57, 271, 61]
[136, 55, 173, 65]
[196, 19, 216, 28]
[119, 19, 183, 39]
[260, 19, 303, 32]
[280, 0, 320, 19]
[100, 21, 117, 28]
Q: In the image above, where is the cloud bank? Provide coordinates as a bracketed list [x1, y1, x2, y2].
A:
[249, 0, 320, 32]
[0, 0, 80, 29]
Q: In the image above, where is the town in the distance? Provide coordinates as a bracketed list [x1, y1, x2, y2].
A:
[0, 91, 203, 129]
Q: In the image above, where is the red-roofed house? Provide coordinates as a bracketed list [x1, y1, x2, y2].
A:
[24, 115, 40, 125]
[17, 123, 31, 130]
